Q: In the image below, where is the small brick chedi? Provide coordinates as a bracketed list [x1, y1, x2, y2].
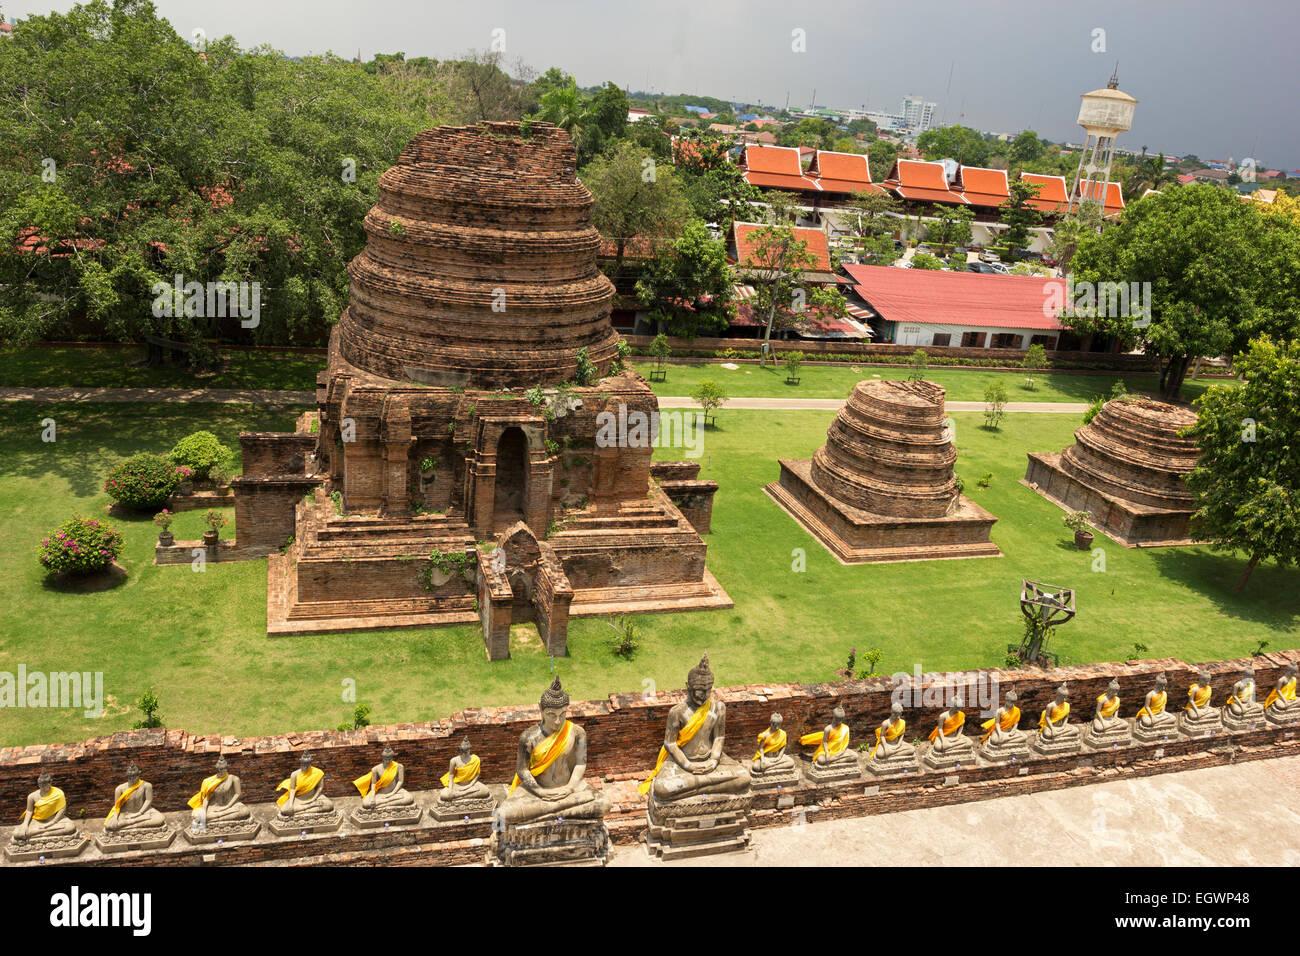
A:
[765, 379, 1000, 563]
[1023, 397, 1200, 547]
[236, 122, 729, 654]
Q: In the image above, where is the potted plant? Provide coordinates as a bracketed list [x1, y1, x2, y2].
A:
[1064, 510, 1094, 550]
[154, 509, 175, 547]
[418, 456, 438, 480]
[174, 465, 195, 495]
[203, 509, 227, 547]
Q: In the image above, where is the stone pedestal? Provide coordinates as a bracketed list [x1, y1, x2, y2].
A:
[430, 792, 497, 823]
[1222, 704, 1265, 734]
[1030, 730, 1081, 758]
[268, 807, 344, 837]
[1179, 707, 1223, 740]
[1265, 705, 1300, 729]
[979, 732, 1031, 765]
[1083, 720, 1132, 750]
[350, 804, 423, 830]
[749, 763, 801, 791]
[489, 819, 610, 867]
[5, 832, 90, 862]
[181, 818, 261, 845]
[921, 736, 978, 772]
[645, 789, 754, 861]
[96, 824, 176, 854]
[863, 748, 920, 778]
[803, 755, 864, 785]
[1132, 716, 1178, 745]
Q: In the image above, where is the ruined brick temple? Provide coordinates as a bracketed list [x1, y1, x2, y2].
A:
[765, 379, 1000, 563]
[232, 122, 729, 654]
[1023, 396, 1201, 547]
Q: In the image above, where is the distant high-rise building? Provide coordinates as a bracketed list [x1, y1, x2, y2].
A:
[901, 95, 936, 133]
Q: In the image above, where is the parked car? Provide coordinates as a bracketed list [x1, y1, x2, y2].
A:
[989, 262, 1012, 274]
[967, 262, 999, 274]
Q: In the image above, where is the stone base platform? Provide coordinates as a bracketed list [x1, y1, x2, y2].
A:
[267, 808, 344, 836]
[1132, 718, 1178, 746]
[803, 756, 864, 785]
[979, 734, 1032, 765]
[921, 739, 979, 772]
[155, 538, 240, 565]
[1083, 721, 1133, 750]
[1222, 707, 1265, 734]
[863, 749, 921, 778]
[350, 804, 423, 829]
[1265, 706, 1300, 728]
[182, 818, 261, 845]
[749, 764, 801, 791]
[1030, 732, 1082, 758]
[96, 825, 176, 854]
[1180, 709, 1224, 740]
[5, 832, 90, 862]
[1022, 456, 1198, 549]
[429, 794, 497, 823]
[489, 819, 610, 867]
[766, 460, 1001, 564]
[645, 789, 754, 861]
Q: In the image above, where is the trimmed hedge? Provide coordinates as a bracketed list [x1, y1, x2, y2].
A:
[104, 453, 179, 510]
[168, 430, 232, 481]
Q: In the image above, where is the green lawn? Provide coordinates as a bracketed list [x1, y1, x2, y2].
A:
[631, 359, 1226, 405]
[1, 399, 1293, 748]
[0, 345, 324, 391]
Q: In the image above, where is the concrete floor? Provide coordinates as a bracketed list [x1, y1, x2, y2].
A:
[610, 755, 1300, 867]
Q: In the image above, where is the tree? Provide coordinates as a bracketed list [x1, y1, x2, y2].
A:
[999, 178, 1044, 261]
[1047, 201, 1104, 272]
[439, 49, 533, 123]
[679, 164, 762, 231]
[983, 381, 1008, 428]
[910, 252, 944, 270]
[1123, 152, 1178, 198]
[925, 204, 975, 255]
[868, 139, 901, 183]
[648, 332, 671, 379]
[1023, 343, 1047, 390]
[692, 379, 728, 428]
[581, 82, 630, 166]
[582, 141, 690, 284]
[1008, 130, 1044, 171]
[917, 125, 990, 167]
[535, 77, 590, 153]
[635, 220, 736, 338]
[844, 191, 901, 239]
[907, 348, 928, 380]
[1185, 337, 1300, 592]
[740, 200, 819, 366]
[1069, 185, 1300, 400]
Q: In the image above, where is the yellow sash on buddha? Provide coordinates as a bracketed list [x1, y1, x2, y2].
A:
[1136, 691, 1165, 720]
[440, 754, 481, 788]
[801, 723, 850, 761]
[929, 711, 964, 742]
[276, 765, 324, 808]
[106, 780, 142, 821]
[1185, 684, 1212, 711]
[23, 788, 66, 822]
[354, 760, 398, 797]
[752, 728, 787, 761]
[981, 705, 1020, 742]
[187, 773, 228, 810]
[640, 701, 712, 795]
[1039, 701, 1070, 730]
[1097, 693, 1121, 718]
[510, 720, 574, 795]
[870, 719, 905, 759]
[1264, 678, 1295, 710]
[1227, 683, 1253, 707]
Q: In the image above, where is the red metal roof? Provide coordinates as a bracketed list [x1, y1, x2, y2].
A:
[955, 166, 1009, 207]
[731, 222, 832, 272]
[808, 150, 885, 196]
[843, 263, 1066, 330]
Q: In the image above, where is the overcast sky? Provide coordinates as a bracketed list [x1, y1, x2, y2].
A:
[10, 0, 1298, 168]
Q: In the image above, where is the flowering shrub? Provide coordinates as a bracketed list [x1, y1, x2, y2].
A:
[38, 515, 124, 576]
[104, 453, 179, 509]
[154, 510, 173, 530]
[168, 431, 232, 480]
[204, 509, 228, 532]
[173, 465, 196, 484]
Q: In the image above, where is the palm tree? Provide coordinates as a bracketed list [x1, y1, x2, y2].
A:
[536, 78, 590, 152]
[1124, 152, 1177, 197]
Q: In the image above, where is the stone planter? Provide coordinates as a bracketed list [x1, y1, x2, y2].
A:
[178, 481, 194, 495]
[157, 530, 175, 547]
[202, 530, 220, 547]
[1074, 530, 1094, 550]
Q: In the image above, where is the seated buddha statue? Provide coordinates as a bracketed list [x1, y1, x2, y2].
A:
[1223, 666, 1264, 731]
[923, 694, 976, 770]
[1032, 684, 1080, 755]
[1179, 668, 1222, 738]
[354, 745, 415, 810]
[750, 712, 797, 786]
[1132, 673, 1177, 743]
[800, 706, 861, 782]
[276, 752, 333, 819]
[1265, 663, 1299, 727]
[13, 771, 78, 844]
[188, 756, 253, 830]
[979, 689, 1030, 762]
[640, 655, 751, 801]
[496, 677, 610, 826]
[433, 737, 495, 820]
[1085, 679, 1131, 748]
[864, 702, 917, 777]
[104, 762, 168, 834]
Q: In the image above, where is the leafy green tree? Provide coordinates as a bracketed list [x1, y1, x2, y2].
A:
[581, 82, 630, 165]
[998, 178, 1044, 261]
[1186, 337, 1300, 592]
[868, 140, 901, 182]
[535, 77, 590, 151]
[983, 381, 1008, 428]
[843, 191, 901, 239]
[680, 164, 762, 231]
[635, 220, 735, 338]
[1008, 130, 1044, 171]
[1047, 202, 1104, 272]
[909, 252, 945, 270]
[740, 211, 818, 365]
[583, 141, 690, 284]
[692, 379, 728, 427]
[925, 204, 975, 255]
[917, 125, 990, 166]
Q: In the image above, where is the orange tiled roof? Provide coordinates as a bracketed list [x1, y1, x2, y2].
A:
[1076, 178, 1125, 213]
[955, 166, 1009, 207]
[731, 221, 832, 272]
[1019, 173, 1070, 213]
[884, 159, 966, 205]
[741, 145, 819, 191]
[808, 150, 885, 196]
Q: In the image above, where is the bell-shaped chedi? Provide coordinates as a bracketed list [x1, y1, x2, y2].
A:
[1024, 396, 1200, 547]
[765, 380, 1000, 563]
[335, 122, 621, 389]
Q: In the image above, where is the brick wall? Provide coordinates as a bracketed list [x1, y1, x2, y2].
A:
[2, 650, 1294, 819]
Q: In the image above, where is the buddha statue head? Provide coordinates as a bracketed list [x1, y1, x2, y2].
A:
[890, 701, 903, 719]
[831, 706, 846, 726]
[1107, 679, 1121, 697]
[1154, 673, 1167, 691]
[37, 769, 53, 795]
[948, 692, 964, 712]
[687, 654, 714, 707]
[1197, 668, 1211, 685]
[380, 745, 396, 767]
[126, 761, 141, 784]
[539, 677, 570, 735]
[1240, 665, 1254, 683]
[215, 756, 229, 775]
[1286, 663, 1299, 681]
[769, 712, 783, 731]
[1005, 689, 1019, 708]
[299, 751, 314, 772]
[460, 736, 473, 757]
[1055, 684, 1069, 704]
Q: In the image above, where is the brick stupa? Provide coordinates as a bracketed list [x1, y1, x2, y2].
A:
[1023, 397, 1200, 547]
[232, 122, 730, 654]
[765, 380, 1000, 563]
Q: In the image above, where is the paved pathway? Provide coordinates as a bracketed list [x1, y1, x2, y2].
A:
[610, 754, 1300, 867]
[0, 386, 1086, 414]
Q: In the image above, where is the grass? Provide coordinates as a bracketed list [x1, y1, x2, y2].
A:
[631, 359, 1226, 404]
[1, 399, 1294, 748]
[0, 344, 324, 391]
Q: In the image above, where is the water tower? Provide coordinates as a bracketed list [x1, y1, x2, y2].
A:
[1069, 69, 1137, 214]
